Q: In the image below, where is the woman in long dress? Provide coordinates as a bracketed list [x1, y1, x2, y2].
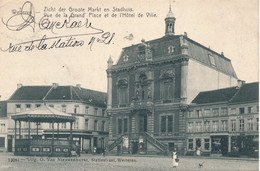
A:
[172, 149, 179, 168]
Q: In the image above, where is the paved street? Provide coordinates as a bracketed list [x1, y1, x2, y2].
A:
[0, 153, 258, 171]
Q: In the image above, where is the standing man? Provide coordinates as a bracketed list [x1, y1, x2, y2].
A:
[172, 148, 179, 168]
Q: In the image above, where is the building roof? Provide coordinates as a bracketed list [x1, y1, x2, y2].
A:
[192, 82, 259, 105]
[113, 35, 237, 78]
[0, 101, 7, 117]
[230, 82, 259, 103]
[8, 85, 107, 108]
[11, 105, 75, 122]
[10, 86, 52, 101]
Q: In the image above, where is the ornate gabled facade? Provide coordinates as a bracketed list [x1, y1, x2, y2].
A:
[107, 5, 238, 155]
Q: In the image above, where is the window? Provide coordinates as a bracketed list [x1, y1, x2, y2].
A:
[257, 118, 259, 131]
[85, 106, 89, 114]
[123, 55, 129, 62]
[123, 119, 128, 133]
[204, 139, 210, 150]
[239, 119, 244, 131]
[167, 116, 173, 133]
[212, 121, 219, 131]
[118, 79, 128, 105]
[161, 116, 166, 133]
[204, 109, 211, 117]
[26, 104, 31, 111]
[212, 108, 219, 116]
[195, 122, 202, 132]
[195, 110, 202, 118]
[16, 104, 21, 113]
[257, 106, 259, 112]
[94, 120, 98, 131]
[49, 104, 54, 108]
[36, 104, 41, 108]
[187, 122, 194, 133]
[160, 115, 173, 134]
[117, 118, 127, 134]
[204, 121, 210, 132]
[94, 108, 98, 116]
[102, 109, 105, 117]
[188, 139, 193, 150]
[118, 119, 122, 134]
[160, 70, 174, 102]
[119, 87, 128, 105]
[239, 108, 245, 114]
[168, 45, 175, 54]
[220, 120, 228, 131]
[188, 111, 193, 118]
[221, 108, 228, 116]
[231, 108, 236, 115]
[0, 137, 5, 147]
[61, 123, 66, 129]
[74, 119, 79, 129]
[101, 121, 105, 132]
[208, 54, 216, 66]
[248, 107, 252, 114]
[163, 82, 173, 101]
[85, 119, 88, 130]
[74, 105, 79, 114]
[231, 120, 236, 132]
[0, 123, 6, 132]
[62, 105, 66, 113]
[248, 118, 253, 131]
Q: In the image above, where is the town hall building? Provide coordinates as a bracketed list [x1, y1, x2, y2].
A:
[106, 5, 238, 155]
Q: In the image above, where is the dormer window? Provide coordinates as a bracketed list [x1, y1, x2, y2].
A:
[123, 55, 129, 62]
[208, 54, 216, 66]
[168, 45, 175, 54]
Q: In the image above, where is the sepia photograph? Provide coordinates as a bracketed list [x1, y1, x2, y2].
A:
[0, 0, 258, 170]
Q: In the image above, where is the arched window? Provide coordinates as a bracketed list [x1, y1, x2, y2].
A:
[117, 79, 128, 106]
[160, 70, 175, 102]
[139, 73, 149, 101]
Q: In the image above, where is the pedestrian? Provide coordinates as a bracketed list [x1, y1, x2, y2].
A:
[102, 148, 106, 157]
[172, 148, 179, 168]
[76, 146, 81, 157]
[93, 146, 96, 154]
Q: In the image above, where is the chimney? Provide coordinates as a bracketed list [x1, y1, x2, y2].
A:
[76, 84, 81, 89]
[52, 83, 59, 89]
[17, 83, 23, 89]
[237, 80, 245, 88]
[221, 52, 224, 56]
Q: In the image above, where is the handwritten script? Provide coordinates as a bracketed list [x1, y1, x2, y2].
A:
[1, 1, 115, 52]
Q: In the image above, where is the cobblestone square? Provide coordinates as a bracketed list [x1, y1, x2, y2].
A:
[0, 153, 258, 171]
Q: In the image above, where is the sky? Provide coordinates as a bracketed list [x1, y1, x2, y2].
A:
[0, 0, 258, 100]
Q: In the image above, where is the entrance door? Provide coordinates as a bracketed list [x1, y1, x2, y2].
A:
[7, 136, 12, 152]
[168, 142, 174, 152]
[132, 142, 138, 154]
[139, 114, 147, 132]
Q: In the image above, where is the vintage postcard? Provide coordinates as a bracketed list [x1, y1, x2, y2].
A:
[0, 0, 258, 170]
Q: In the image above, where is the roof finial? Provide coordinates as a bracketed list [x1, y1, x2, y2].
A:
[166, 0, 175, 18]
[169, 0, 172, 12]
